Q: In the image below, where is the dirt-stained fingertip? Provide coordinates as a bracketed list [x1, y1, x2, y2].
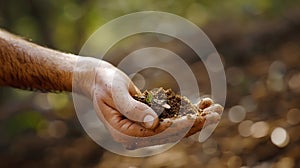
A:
[198, 97, 214, 109]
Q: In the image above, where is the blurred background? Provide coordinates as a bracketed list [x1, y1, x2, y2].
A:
[1, 0, 300, 167]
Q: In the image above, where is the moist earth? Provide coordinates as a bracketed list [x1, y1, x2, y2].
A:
[133, 87, 201, 121]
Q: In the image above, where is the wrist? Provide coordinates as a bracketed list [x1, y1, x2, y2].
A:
[73, 56, 113, 99]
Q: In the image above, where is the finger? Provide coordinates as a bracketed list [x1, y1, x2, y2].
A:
[112, 83, 159, 130]
[203, 104, 224, 115]
[98, 101, 216, 150]
[95, 100, 160, 137]
[128, 82, 160, 129]
[128, 99, 160, 129]
[197, 97, 214, 109]
[93, 99, 122, 128]
[122, 116, 205, 150]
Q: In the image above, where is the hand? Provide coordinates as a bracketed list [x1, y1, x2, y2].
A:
[91, 60, 160, 137]
[118, 98, 223, 149]
[86, 59, 223, 149]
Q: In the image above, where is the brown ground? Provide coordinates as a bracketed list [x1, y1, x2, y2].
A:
[1, 3, 300, 168]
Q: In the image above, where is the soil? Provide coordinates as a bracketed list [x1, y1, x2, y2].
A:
[133, 87, 201, 121]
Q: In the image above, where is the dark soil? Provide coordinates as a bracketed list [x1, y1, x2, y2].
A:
[133, 87, 201, 120]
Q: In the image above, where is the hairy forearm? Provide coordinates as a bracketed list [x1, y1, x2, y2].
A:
[0, 29, 78, 92]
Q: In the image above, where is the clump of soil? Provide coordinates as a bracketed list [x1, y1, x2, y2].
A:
[133, 87, 201, 120]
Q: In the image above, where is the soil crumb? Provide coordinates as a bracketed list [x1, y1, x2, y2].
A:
[133, 88, 201, 120]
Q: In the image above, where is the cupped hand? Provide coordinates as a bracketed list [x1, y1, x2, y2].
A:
[90, 60, 223, 149]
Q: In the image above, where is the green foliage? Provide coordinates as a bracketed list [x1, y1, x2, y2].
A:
[4, 111, 44, 137]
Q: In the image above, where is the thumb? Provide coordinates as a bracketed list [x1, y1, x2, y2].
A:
[113, 82, 159, 129]
[129, 98, 160, 130]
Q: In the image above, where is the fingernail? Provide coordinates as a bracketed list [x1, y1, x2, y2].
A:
[143, 115, 155, 128]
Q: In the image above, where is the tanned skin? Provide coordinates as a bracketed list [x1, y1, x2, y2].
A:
[0, 29, 76, 92]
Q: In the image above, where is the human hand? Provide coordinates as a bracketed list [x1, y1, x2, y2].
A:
[119, 97, 223, 149]
[83, 59, 223, 149]
[90, 60, 160, 137]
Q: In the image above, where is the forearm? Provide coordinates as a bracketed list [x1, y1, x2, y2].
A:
[0, 29, 77, 92]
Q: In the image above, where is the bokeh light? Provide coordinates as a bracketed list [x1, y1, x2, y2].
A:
[227, 155, 243, 168]
[228, 105, 246, 123]
[48, 120, 68, 138]
[250, 121, 269, 138]
[288, 72, 300, 93]
[238, 120, 253, 137]
[47, 93, 69, 110]
[274, 157, 295, 168]
[271, 127, 290, 148]
[286, 108, 300, 125]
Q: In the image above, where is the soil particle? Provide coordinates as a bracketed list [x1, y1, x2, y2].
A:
[133, 87, 201, 121]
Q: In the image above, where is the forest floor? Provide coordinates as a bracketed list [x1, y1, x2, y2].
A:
[0, 6, 300, 168]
